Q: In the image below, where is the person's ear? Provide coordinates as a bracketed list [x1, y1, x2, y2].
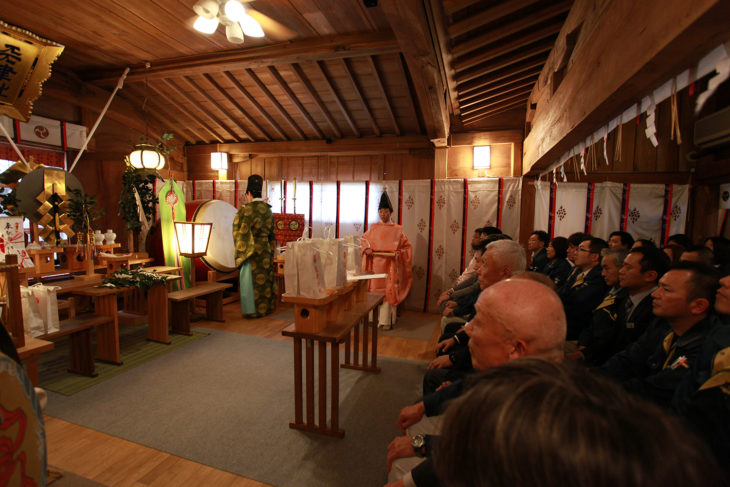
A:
[508, 339, 528, 359]
[643, 270, 658, 284]
[689, 297, 710, 315]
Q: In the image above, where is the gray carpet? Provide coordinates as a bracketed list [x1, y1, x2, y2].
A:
[46, 328, 426, 487]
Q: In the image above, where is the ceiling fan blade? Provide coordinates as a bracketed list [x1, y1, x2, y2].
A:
[248, 9, 297, 41]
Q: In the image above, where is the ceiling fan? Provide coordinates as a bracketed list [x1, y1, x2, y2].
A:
[192, 0, 294, 44]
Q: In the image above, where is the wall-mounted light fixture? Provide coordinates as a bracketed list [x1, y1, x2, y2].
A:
[473, 145, 491, 170]
[211, 151, 228, 180]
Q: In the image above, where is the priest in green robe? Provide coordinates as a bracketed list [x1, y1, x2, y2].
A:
[232, 174, 276, 317]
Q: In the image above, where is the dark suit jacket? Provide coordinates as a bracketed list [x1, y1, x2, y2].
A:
[528, 248, 549, 273]
[559, 265, 608, 340]
[579, 290, 656, 366]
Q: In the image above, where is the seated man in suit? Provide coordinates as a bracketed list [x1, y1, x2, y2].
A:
[600, 262, 721, 409]
[559, 237, 609, 340]
[424, 239, 525, 395]
[385, 278, 566, 487]
[527, 230, 549, 273]
[576, 246, 670, 365]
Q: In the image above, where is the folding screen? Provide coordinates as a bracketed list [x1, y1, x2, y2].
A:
[177, 178, 521, 312]
[533, 181, 689, 245]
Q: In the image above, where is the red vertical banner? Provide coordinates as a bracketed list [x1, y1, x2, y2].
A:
[585, 183, 595, 234]
[364, 180, 370, 232]
[212, 180, 217, 200]
[497, 178, 504, 229]
[662, 184, 674, 246]
[621, 183, 631, 231]
[398, 179, 404, 224]
[461, 178, 469, 272]
[234, 179, 239, 208]
[309, 181, 314, 238]
[335, 181, 341, 238]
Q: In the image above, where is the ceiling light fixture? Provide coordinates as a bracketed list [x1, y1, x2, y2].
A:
[192, 0, 265, 44]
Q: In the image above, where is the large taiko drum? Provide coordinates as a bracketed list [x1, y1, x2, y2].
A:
[186, 199, 238, 282]
[147, 199, 238, 283]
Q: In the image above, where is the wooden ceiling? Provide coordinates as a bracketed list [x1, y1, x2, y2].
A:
[1, 0, 572, 146]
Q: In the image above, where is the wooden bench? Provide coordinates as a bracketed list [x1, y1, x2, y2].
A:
[38, 314, 115, 377]
[17, 336, 54, 386]
[168, 282, 232, 335]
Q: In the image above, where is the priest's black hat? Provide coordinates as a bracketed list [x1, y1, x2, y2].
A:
[246, 174, 263, 196]
[378, 191, 393, 212]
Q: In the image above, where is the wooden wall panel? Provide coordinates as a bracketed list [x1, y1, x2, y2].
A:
[446, 143, 513, 179]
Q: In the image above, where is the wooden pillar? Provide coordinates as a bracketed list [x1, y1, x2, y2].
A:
[434, 147, 448, 179]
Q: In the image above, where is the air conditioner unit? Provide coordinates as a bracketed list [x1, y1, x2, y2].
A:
[694, 105, 730, 149]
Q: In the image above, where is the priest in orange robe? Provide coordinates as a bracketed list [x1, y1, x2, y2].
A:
[361, 191, 413, 329]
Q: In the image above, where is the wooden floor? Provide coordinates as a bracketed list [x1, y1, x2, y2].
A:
[44, 301, 441, 486]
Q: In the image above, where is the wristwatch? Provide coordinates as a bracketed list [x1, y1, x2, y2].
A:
[411, 434, 426, 457]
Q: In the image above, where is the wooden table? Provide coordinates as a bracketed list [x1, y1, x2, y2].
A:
[281, 293, 384, 437]
[72, 279, 174, 360]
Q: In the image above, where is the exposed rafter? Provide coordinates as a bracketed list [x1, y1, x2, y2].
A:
[202, 73, 273, 141]
[180, 76, 246, 141]
[158, 79, 226, 143]
[312, 61, 360, 137]
[290, 64, 342, 139]
[222, 71, 289, 141]
[245, 68, 306, 140]
[366, 56, 400, 136]
[340, 58, 380, 137]
[267, 66, 325, 139]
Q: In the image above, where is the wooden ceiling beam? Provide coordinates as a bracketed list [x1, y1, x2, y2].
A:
[339, 59, 381, 137]
[394, 54, 424, 134]
[245, 68, 306, 140]
[267, 66, 326, 139]
[458, 56, 548, 95]
[455, 40, 556, 85]
[202, 73, 272, 141]
[459, 70, 541, 106]
[453, 20, 563, 72]
[312, 61, 360, 137]
[381, 0, 450, 146]
[463, 99, 528, 125]
[181, 76, 248, 141]
[160, 79, 226, 143]
[452, 0, 572, 58]
[443, 0, 482, 16]
[461, 89, 532, 120]
[459, 77, 539, 110]
[290, 64, 342, 139]
[523, 0, 730, 175]
[222, 71, 288, 141]
[449, 0, 541, 38]
[367, 56, 400, 136]
[123, 85, 197, 143]
[148, 81, 221, 144]
[186, 136, 433, 156]
[461, 88, 533, 117]
[85, 32, 401, 84]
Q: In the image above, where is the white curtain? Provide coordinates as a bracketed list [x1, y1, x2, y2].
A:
[428, 180, 465, 313]
[590, 182, 622, 240]
[368, 181, 400, 226]
[533, 180, 550, 235]
[194, 180, 213, 200]
[500, 178, 522, 239]
[311, 182, 337, 238]
[553, 183, 588, 238]
[339, 182, 367, 237]
[668, 184, 689, 236]
[625, 184, 666, 243]
[401, 180, 432, 311]
[466, 178, 499, 268]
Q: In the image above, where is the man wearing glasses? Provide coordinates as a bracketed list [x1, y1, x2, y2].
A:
[559, 237, 609, 340]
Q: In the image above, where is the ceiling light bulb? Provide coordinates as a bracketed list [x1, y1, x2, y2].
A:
[192, 0, 219, 19]
[224, 0, 245, 21]
[240, 14, 264, 37]
[193, 15, 219, 34]
[225, 22, 244, 44]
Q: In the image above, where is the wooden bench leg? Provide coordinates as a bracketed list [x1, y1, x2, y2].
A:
[68, 329, 97, 377]
[23, 355, 41, 386]
[147, 285, 170, 344]
[205, 291, 224, 322]
[170, 300, 192, 335]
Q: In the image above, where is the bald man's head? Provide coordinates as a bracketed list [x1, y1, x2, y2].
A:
[465, 279, 566, 369]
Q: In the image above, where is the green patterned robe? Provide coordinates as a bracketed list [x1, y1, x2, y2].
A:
[232, 200, 276, 316]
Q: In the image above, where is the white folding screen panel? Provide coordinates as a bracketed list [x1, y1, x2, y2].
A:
[553, 183, 588, 238]
[667, 184, 689, 236]
[311, 182, 337, 238]
[625, 184, 666, 242]
[466, 179, 499, 232]
[465, 178, 498, 267]
[401, 180, 432, 312]
[500, 177, 522, 239]
[181, 180, 193, 203]
[590, 182, 622, 239]
[193, 180, 213, 200]
[267, 181, 283, 214]
[339, 182, 366, 237]
[214, 180, 236, 207]
[533, 181, 550, 233]
[368, 180, 400, 226]
[428, 180, 465, 313]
